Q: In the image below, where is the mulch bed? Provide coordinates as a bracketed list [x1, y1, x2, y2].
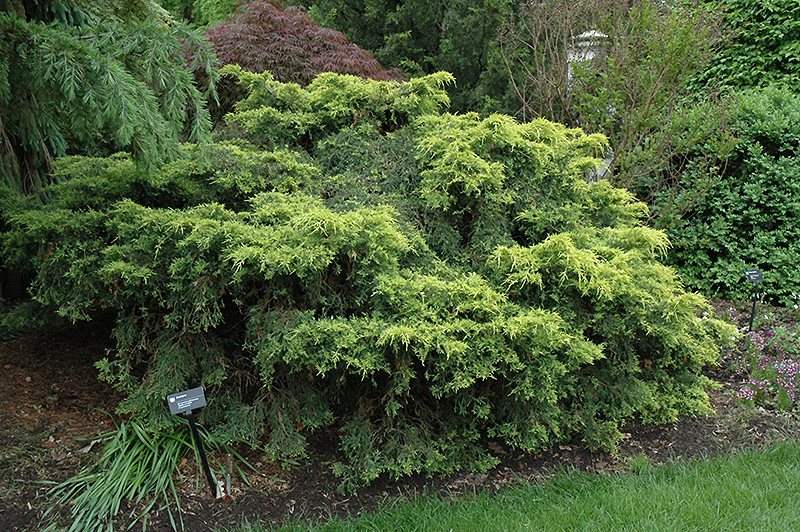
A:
[1, 300, 798, 531]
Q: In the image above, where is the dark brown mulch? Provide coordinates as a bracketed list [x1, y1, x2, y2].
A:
[1, 300, 798, 532]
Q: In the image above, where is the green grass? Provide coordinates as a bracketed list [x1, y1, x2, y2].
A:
[244, 442, 800, 532]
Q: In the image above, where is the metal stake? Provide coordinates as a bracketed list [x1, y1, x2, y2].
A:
[226, 452, 232, 498]
[744, 269, 764, 332]
[749, 281, 760, 332]
[186, 410, 218, 499]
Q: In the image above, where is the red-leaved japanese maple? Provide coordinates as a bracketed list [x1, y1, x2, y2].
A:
[206, 1, 404, 86]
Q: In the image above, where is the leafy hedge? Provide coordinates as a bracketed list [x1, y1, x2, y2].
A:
[1, 72, 734, 488]
[667, 86, 800, 305]
[695, 0, 800, 91]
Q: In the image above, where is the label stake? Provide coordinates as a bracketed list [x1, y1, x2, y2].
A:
[167, 387, 220, 499]
[186, 410, 218, 499]
[744, 269, 763, 332]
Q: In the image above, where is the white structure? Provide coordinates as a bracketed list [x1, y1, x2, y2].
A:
[567, 30, 613, 182]
[567, 30, 608, 81]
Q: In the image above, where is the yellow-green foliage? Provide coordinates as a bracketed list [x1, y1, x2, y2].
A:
[223, 66, 454, 146]
[0, 72, 736, 489]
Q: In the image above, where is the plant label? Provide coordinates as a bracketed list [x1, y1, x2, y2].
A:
[167, 387, 207, 415]
[745, 269, 763, 283]
[166, 387, 218, 498]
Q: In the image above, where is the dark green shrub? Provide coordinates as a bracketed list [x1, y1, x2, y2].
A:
[696, 0, 800, 91]
[668, 86, 800, 305]
[1, 72, 735, 489]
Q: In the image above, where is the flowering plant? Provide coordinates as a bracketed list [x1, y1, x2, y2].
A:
[737, 327, 800, 411]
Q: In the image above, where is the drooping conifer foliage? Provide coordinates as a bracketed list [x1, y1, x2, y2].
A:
[0, 0, 217, 195]
[1, 72, 735, 489]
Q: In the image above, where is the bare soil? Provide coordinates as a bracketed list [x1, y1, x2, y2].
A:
[1, 301, 799, 531]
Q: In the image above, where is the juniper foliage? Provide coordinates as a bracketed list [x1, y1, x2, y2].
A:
[1, 72, 735, 488]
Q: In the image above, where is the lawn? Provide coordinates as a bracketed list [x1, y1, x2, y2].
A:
[254, 442, 800, 532]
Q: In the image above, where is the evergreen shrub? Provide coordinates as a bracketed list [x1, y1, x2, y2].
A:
[668, 86, 800, 305]
[696, 0, 800, 91]
[0, 72, 735, 488]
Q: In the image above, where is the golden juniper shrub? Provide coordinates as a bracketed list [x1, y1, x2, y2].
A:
[0, 73, 736, 489]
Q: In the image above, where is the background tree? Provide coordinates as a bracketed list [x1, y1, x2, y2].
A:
[0, 0, 217, 196]
[498, 0, 730, 226]
[295, 0, 517, 113]
[694, 0, 800, 91]
[159, 0, 235, 25]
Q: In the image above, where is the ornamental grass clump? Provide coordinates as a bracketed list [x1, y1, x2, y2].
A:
[738, 328, 800, 411]
[41, 419, 244, 532]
